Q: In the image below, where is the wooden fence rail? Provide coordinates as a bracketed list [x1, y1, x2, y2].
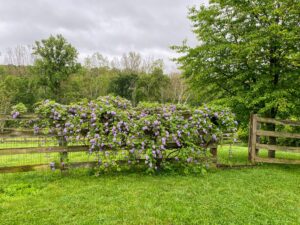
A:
[248, 114, 300, 164]
[0, 114, 226, 173]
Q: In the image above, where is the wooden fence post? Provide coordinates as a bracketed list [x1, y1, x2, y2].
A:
[248, 114, 252, 161]
[58, 136, 68, 171]
[255, 123, 261, 155]
[210, 146, 217, 163]
[248, 114, 257, 164]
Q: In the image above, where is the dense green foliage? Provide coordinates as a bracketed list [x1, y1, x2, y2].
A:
[108, 73, 139, 102]
[0, 37, 189, 115]
[0, 67, 37, 112]
[32, 34, 81, 101]
[108, 68, 171, 105]
[173, 0, 300, 129]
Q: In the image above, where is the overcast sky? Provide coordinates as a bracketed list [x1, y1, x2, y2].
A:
[0, 0, 207, 72]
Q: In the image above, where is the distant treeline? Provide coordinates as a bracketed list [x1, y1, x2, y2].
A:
[0, 36, 194, 114]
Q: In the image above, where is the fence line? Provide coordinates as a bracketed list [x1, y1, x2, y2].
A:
[248, 114, 300, 164]
[0, 114, 225, 173]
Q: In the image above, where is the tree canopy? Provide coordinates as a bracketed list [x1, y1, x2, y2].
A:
[33, 34, 81, 101]
[173, 0, 300, 125]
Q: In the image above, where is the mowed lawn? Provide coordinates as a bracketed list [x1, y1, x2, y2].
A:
[0, 146, 300, 225]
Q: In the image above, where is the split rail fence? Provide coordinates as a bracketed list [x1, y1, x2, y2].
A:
[248, 114, 300, 164]
[0, 114, 222, 173]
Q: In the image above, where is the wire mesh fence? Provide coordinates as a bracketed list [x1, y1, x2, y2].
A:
[0, 114, 232, 174]
[0, 120, 95, 173]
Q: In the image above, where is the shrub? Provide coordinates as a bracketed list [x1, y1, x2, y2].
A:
[31, 96, 237, 173]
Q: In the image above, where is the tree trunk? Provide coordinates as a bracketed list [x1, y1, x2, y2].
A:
[266, 107, 277, 158]
[267, 123, 276, 158]
[268, 19, 280, 158]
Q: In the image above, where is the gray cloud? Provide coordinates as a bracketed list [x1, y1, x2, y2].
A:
[0, 0, 207, 72]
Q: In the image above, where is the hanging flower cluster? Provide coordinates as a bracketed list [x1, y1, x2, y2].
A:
[32, 96, 237, 172]
[11, 103, 28, 119]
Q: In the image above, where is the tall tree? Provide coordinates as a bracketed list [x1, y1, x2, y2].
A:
[165, 73, 191, 104]
[108, 73, 139, 103]
[33, 34, 80, 101]
[4, 44, 35, 75]
[174, 0, 300, 157]
[84, 52, 110, 69]
[135, 68, 170, 103]
[121, 52, 142, 73]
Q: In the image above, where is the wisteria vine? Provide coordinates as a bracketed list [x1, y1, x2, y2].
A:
[13, 96, 238, 173]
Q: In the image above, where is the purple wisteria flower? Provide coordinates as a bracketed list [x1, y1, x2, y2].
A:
[170, 105, 176, 112]
[33, 125, 39, 134]
[166, 131, 169, 138]
[12, 111, 20, 119]
[153, 120, 160, 126]
[187, 157, 193, 163]
[212, 134, 217, 142]
[177, 130, 182, 137]
[50, 162, 55, 171]
[161, 137, 166, 145]
[176, 140, 181, 147]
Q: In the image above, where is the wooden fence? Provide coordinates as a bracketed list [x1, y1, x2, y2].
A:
[0, 114, 221, 173]
[248, 114, 300, 164]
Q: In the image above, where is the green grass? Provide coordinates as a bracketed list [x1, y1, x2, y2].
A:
[0, 146, 300, 224]
[1, 143, 299, 168]
[218, 144, 300, 165]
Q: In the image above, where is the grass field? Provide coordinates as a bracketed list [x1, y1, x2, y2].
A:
[0, 146, 300, 225]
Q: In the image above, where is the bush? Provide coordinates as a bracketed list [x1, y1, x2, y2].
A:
[32, 96, 237, 173]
